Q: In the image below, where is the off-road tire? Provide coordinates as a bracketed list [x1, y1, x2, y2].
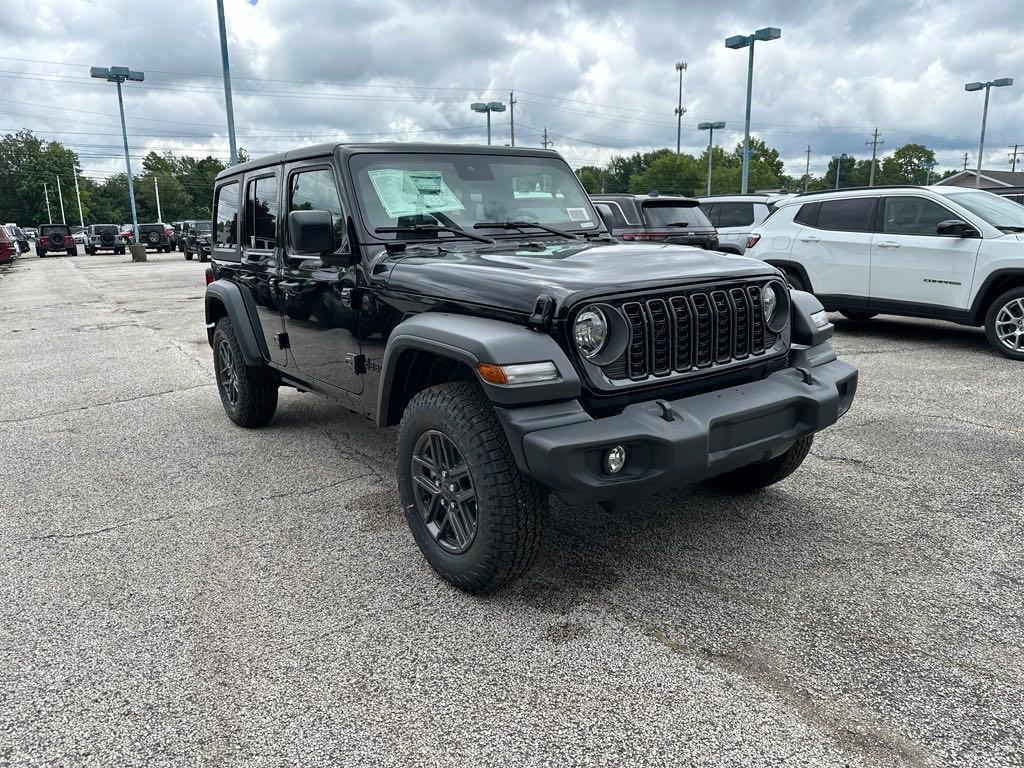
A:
[199, 251, 209, 263]
[184, 249, 193, 261]
[841, 311, 877, 322]
[85, 246, 94, 255]
[115, 247, 125, 255]
[708, 434, 814, 492]
[397, 381, 549, 594]
[36, 249, 44, 257]
[68, 247, 78, 257]
[212, 318, 278, 428]
[984, 286, 1024, 360]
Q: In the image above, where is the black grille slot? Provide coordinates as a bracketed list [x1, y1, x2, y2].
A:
[669, 297, 692, 371]
[730, 287, 750, 358]
[646, 299, 672, 375]
[710, 290, 732, 363]
[691, 293, 713, 367]
[748, 285, 765, 353]
[622, 302, 648, 379]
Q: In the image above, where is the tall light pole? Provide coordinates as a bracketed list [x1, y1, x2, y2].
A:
[698, 121, 726, 195]
[154, 177, 163, 222]
[725, 27, 781, 194]
[216, 0, 238, 166]
[44, 182, 52, 224]
[73, 166, 84, 227]
[470, 102, 506, 145]
[55, 175, 66, 224]
[91, 66, 144, 242]
[965, 78, 1014, 188]
[832, 153, 849, 190]
[674, 61, 687, 155]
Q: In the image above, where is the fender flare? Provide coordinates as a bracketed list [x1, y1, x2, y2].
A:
[969, 268, 1024, 324]
[377, 313, 581, 427]
[764, 259, 813, 292]
[204, 279, 267, 366]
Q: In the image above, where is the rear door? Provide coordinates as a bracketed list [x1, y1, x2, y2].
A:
[792, 197, 876, 300]
[869, 195, 981, 310]
[239, 171, 288, 366]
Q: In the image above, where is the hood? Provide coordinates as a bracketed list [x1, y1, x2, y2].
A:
[383, 240, 780, 316]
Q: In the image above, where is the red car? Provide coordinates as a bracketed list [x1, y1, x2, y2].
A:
[0, 226, 17, 264]
[36, 224, 78, 257]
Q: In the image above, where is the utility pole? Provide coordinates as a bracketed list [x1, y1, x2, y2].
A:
[804, 145, 811, 192]
[865, 128, 883, 186]
[154, 177, 163, 222]
[44, 182, 52, 223]
[73, 166, 84, 227]
[962, 152, 969, 170]
[541, 128, 553, 149]
[509, 90, 516, 147]
[1010, 143, 1021, 173]
[674, 61, 687, 155]
[216, 0, 238, 166]
[56, 175, 67, 224]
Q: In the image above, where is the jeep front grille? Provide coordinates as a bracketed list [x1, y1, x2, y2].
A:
[596, 282, 780, 383]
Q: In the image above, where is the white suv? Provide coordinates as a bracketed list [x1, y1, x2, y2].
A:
[746, 186, 1024, 359]
[698, 194, 793, 255]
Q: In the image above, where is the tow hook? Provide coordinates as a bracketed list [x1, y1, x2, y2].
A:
[794, 367, 815, 385]
[655, 399, 678, 422]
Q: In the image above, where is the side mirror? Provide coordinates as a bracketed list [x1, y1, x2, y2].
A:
[936, 219, 975, 237]
[288, 209, 336, 255]
[594, 203, 616, 235]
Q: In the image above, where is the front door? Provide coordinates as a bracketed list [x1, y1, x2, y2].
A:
[279, 163, 363, 394]
[870, 196, 981, 310]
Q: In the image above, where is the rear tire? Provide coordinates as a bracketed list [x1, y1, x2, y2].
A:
[841, 311, 877, 322]
[707, 435, 814, 492]
[68, 247, 78, 257]
[212, 318, 278, 428]
[398, 381, 549, 594]
[184, 250, 193, 261]
[984, 286, 1024, 360]
[199, 251, 209, 263]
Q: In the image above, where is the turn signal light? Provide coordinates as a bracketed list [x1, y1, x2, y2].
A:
[205, 268, 215, 285]
[477, 361, 559, 386]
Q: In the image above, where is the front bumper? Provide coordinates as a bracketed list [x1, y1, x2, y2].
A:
[500, 355, 857, 504]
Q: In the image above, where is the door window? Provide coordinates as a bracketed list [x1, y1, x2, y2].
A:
[717, 202, 755, 227]
[882, 197, 957, 236]
[288, 168, 346, 246]
[214, 181, 239, 247]
[815, 198, 876, 232]
[247, 176, 280, 249]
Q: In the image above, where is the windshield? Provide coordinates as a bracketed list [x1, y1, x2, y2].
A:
[196, 222, 212, 233]
[349, 153, 598, 240]
[641, 202, 712, 228]
[944, 190, 1024, 230]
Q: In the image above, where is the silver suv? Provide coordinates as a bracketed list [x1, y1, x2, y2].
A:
[697, 194, 792, 254]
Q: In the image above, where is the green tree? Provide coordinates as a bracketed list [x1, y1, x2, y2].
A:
[629, 153, 703, 196]
[0, 130, 82, 226]
[878, 143, 937, 185]
[575, 165, 605, 193]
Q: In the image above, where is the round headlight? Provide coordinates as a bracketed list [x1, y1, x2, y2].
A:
[762, 281, 789, 333]
[574, 306, 608, 359]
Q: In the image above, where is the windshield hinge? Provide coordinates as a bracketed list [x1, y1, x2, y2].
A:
[528, 294, 557, 332]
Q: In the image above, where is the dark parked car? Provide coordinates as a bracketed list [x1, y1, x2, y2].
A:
[5, 225, 29, 253]
[138, 223, 174, 252]
[84, 224, 127, 255]
[590, 192, 719, 250]
[35, 224, 77, 257]
[181, 220, 213, 262]
[204, 142, 857, 593]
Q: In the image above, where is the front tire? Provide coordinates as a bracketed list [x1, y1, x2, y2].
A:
[985, 287, 1024, 360]
[707, 435, 814, 492]
[212, 318, 279, 427]
[398, 381, 549, 594]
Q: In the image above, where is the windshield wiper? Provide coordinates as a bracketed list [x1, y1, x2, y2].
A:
[375, 224, 494, 244]
[997, 225, 1024, 233]
[473, 221, 579, 240]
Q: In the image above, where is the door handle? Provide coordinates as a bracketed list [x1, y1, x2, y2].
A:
[875, 241, 901, 248]
[799, 236, 820, 243]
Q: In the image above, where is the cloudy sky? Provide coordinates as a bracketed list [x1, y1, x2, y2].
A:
[1, 0, 1021, 185]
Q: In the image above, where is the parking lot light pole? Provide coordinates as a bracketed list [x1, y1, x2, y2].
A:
[726, 27, 781, 194]
[91, 66, 144, 243]
[216, 0, 238, 166]
[471, 102, 506, 145]
[55, 175, 66, 224]
[674, 61, 687, 155]
[965, 78, 1014, 188]
[73, 166, 84, 227]
[832, 153, 849, 190]
[43, 182, 52, 223]
[698, 121, 726, 195]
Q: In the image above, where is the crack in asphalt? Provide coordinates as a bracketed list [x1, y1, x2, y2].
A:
[0, 383, 215, 425]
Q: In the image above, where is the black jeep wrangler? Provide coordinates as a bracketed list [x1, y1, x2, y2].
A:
[181, 220, 213, 262]
[36, 224, 77, 257]
[204, 143, 858, 593]
[84, 224, 126, 255]
[138, 223, 173, 252]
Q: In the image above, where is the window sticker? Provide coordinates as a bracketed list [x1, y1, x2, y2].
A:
[566, 207, 591, 222]
[367, 169, 465, 219]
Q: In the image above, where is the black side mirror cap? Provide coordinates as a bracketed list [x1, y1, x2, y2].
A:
[594, 203, 616, 235]
[288, 209, 335, 254]
[936, 219, 977, 237]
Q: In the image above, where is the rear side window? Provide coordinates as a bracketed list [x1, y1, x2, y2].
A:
[716, 202, 755, 228]
[815, 198, 876, 232]
[214, 181, 240, 247]
[794, 202, 819, 225]
[289, 168, 346, 245]
[247, 175, 280, 249]
[701, 203, 720, 226]
[641, 202, 711, 228]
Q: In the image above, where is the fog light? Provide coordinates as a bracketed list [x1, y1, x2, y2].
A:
[605, 445, 627, 474]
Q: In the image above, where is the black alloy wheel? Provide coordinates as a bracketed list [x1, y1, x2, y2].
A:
[410, 429, 478, 554]
[216, 338, 239, 408]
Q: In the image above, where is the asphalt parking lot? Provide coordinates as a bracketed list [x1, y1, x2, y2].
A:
[0, 250, 1021, 767]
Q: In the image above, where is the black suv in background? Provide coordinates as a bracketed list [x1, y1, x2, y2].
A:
[589, 192, 719, 250]
[84, 224, 126, 255]
[36, 224, 77, 257]
[138, 223, 173, 252]
[181, 220, 212, 262]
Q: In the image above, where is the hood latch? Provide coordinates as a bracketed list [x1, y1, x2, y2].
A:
[528, 294, 557, 332]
